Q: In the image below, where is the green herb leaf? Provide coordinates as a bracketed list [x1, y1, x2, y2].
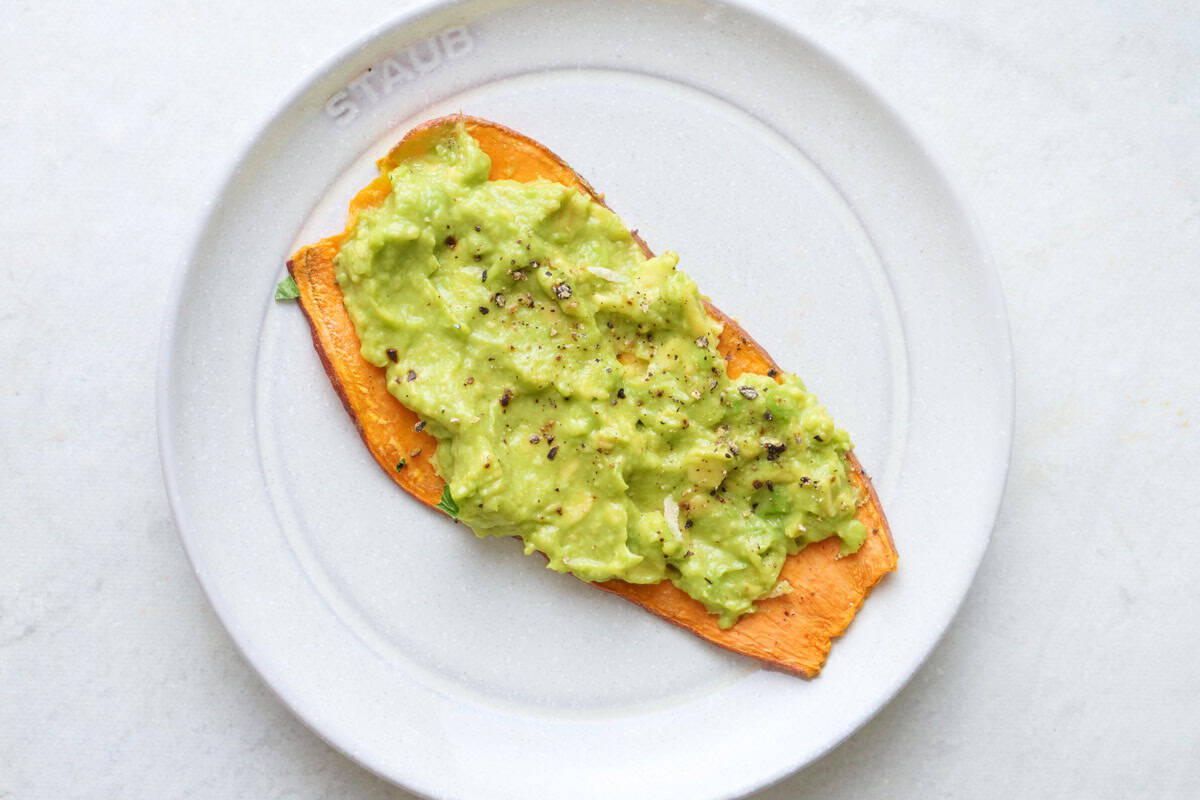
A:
[275, 275, 299, 300]
[436, 485, 459, 517]
[395, 458, 407, 471]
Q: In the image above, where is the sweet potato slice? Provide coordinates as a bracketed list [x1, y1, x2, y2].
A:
[287, 115, 897, 677]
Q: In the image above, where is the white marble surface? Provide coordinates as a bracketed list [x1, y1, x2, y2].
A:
[2, 1, 1197, 797]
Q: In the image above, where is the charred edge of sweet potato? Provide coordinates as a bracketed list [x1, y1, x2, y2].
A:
[287, 243, 443, 506]
[286, 114, 897, 677]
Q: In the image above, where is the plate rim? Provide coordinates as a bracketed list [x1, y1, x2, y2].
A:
[157, 0, 1014, 796]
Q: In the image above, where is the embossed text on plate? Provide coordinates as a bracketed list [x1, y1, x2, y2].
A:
[325, 26, 473, 126]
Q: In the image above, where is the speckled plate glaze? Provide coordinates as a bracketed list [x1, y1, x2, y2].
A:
[158, 1, 1012, 797]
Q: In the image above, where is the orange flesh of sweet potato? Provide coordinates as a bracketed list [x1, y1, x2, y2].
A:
[287, 116, 897, 677]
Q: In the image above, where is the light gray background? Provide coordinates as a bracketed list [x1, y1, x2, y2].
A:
[2, 1, 1196, 798]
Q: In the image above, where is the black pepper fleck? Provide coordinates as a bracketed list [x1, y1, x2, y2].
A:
[386, 348, 397, 362]
[547, 446, 559, 460]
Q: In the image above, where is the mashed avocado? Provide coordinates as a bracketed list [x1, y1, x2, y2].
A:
[335, 124, 865, 627]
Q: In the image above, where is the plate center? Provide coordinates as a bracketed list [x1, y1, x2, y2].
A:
[259, 68, 899, 716]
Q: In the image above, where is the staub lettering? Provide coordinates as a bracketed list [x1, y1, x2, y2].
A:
[325, 26, 473, 126]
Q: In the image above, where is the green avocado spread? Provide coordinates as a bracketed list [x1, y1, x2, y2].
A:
[335, 124, 865, 627]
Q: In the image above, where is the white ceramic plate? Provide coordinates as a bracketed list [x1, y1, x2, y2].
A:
[159, 1, 1012, 797]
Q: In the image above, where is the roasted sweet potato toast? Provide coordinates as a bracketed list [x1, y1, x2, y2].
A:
[287, 115, 896, 677]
